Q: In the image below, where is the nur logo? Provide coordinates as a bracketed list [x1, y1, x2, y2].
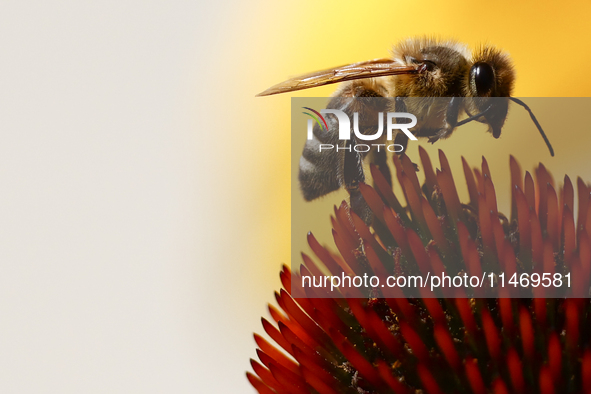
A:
[302, 107, 418, 141]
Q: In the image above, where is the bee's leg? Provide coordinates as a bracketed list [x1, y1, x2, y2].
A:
[428, 97, 461, 143]
[335, 81, 388, 223]
[446, 96, 461, 128]
[344, 138, 372, 224]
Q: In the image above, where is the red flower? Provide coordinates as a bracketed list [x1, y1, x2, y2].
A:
[248, 147, 591, 394]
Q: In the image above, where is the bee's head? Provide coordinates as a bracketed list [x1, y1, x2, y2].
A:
[465, 46, 515, 138]
[464, 47, 553, 156]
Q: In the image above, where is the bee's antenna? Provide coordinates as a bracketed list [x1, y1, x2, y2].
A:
[509, 97, 554, 157]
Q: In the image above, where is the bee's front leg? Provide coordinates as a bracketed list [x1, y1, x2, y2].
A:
[427, 97, 462, 143]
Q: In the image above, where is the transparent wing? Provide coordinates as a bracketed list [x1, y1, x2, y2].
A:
[257, 58, 419, 96]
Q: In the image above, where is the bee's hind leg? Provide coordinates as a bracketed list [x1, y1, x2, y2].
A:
[344, 138, 373, 224]
[336, 82, 387, 224]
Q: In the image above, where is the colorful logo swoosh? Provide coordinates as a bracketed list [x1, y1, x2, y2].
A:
[302, 107, 328, 132]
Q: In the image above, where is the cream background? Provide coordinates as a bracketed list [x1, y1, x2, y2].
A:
[0, 1, 590, 393]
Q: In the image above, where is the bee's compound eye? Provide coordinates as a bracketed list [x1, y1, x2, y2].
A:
[470, 62, 495, 96]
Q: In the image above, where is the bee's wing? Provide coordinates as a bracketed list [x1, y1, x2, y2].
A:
[256, 58, 418, 96]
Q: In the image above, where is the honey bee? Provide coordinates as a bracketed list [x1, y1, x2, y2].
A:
[258, 37, 554, 223]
